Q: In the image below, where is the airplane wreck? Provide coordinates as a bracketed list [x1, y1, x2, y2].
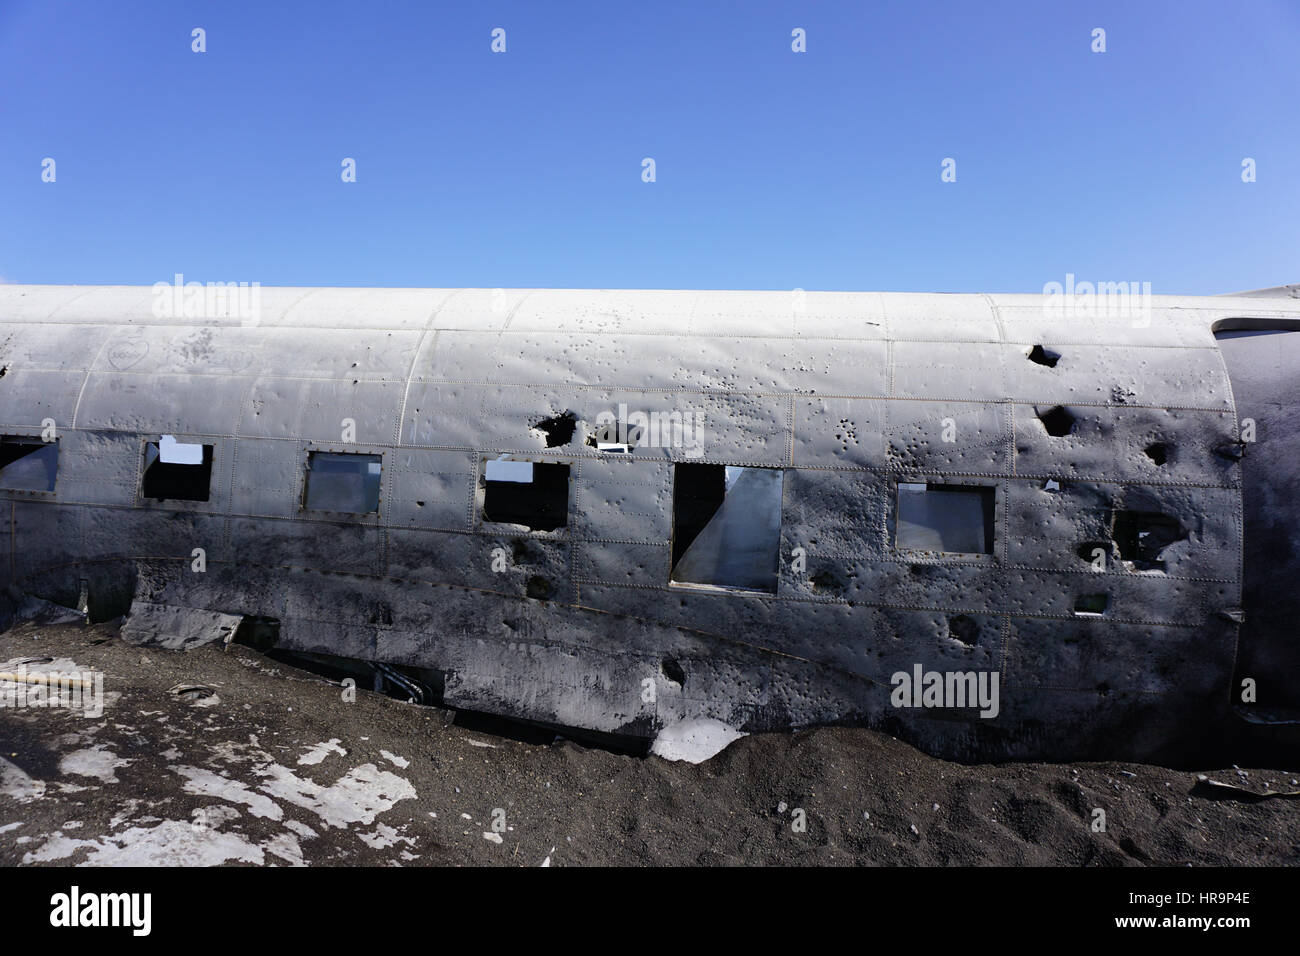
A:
[1, 283, 1297, 763]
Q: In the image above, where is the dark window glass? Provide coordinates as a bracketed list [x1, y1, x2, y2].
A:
[896, 483, 995, 554]
[0, 436, 58, 492]
[305, 452, 382, 513]
[1074, 594, 1109, 616]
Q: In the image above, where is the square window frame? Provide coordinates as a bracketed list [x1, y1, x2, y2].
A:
[477, 455, 572, 535]
[889, 477, 1002, 561]
[139, 435, 217, 504]
[0, 433, 61, 496]
[300, 446, 386, 517]
[667, 461, 785, 596]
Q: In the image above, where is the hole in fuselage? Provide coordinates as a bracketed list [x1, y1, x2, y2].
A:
[1037, 405, 1075, 437]
[947, 614, 979, 647]
[1111, 510, 1185, 571]
[1027, 344, 1060, 367]
[532, 411, 578, 448]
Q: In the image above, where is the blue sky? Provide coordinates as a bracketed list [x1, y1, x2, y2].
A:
[1, 0, 1297, 293]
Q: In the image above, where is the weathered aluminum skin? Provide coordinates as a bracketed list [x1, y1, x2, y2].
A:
[2, 285, 1297, 762]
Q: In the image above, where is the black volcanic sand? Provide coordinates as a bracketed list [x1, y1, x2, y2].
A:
[1, 621, 1296, 866]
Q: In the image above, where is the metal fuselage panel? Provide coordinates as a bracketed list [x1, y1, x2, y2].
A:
[1, 285, 1294, 761]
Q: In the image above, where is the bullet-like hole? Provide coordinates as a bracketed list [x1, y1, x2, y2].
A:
[948, 614, 979, 647]
[1027, 345, 1060, 368]
[532, 411, 578, 448]
[1037, 405, 1075, 437]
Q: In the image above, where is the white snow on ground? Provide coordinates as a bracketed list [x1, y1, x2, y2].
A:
[173, 766, 283, 820]
[284, 819, 318, 840]
[380, 750, 409, 768]
[650, 718, 747, 764]
[262, 831, 306, 866]
[256, 762, 416, 829]
[59, 745, 130, 784]
[108, 800, 142, 829]
[297, 739, 347, 765]
[0, 757, 45, 803]
[22, 821, 266, 866]
[358, 822, 417, 850]
[193, 805, 241, 829]
[207, 737, 275, 766]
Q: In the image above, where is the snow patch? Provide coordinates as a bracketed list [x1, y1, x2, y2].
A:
[23, 821, 266, 866]
[284, 819, 319, 840]
[59, 745, 129, 784]
[0, 757, 45, 803]
[650, 718, 747, 764]
[263, 831, 306, 866]
[173, 765, 283, 821]
[298, 739, 347, 765]
[194, 805, 241, 829]
[358, 822, 416, 850]
[257, 762, 416, 830]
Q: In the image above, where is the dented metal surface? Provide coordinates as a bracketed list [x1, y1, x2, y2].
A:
[1, 284, 1298, 762]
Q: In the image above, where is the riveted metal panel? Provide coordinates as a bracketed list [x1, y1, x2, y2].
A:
[237, 378, 403, 444]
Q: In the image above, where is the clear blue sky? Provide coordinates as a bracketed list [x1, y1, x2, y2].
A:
[1, 0, 1297, 293]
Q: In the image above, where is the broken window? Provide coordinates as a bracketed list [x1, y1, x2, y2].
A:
[142, 435, 213, 502]
[670, 463, 783, 593]
[895, 482, 995, 554]
[304, 451, 382, 513]
[0, 436, 58, 492]
[482, 458, 569, 531]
